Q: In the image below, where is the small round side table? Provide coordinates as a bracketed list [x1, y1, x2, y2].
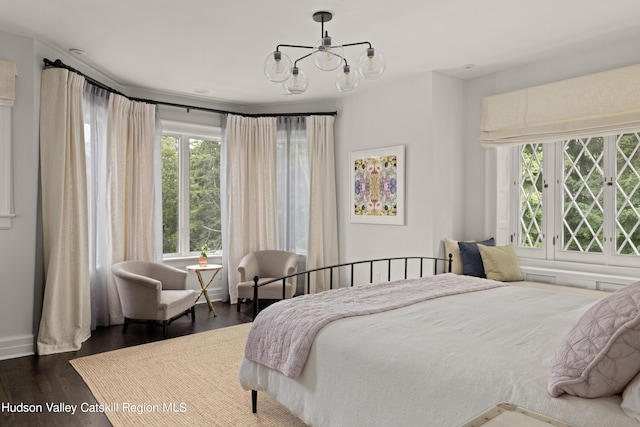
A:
[186, 264, 222, 316]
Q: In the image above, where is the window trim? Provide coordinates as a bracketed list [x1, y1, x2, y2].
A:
[161, 120, 221, 258]
[0, 106, 14, 229]
[162, 120, 221, 141]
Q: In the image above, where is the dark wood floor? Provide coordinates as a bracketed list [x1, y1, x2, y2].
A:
[0, 301, 254, 427]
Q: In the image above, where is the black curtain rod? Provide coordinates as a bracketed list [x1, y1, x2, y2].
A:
[42, 58, 337, 118]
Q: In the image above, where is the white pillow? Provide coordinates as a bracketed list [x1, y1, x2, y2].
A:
[622, 371, 640, 421]
[443, 238, 474, 274]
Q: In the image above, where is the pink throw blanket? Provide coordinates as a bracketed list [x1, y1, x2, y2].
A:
[243, 273, 507, 378]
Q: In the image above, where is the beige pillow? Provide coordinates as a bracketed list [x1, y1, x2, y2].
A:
[443, 238, 474, 274]
[477, 244, 523, 282]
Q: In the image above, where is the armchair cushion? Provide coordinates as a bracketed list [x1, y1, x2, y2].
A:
[237, 279, 296, 300]
[158, 290, 198, 319]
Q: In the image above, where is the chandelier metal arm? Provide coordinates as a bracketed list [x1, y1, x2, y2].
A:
[276, 44, 314, 52]
[293, 52, 314, 68]
[341, 41, 373, 49]
[277, 41, 373, 60]
[277, 42, 373, 51]
[292, 51, 350, 68]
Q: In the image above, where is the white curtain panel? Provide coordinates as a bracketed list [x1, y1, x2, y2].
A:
[37, 69, 91, 355]
[225, 114, 278, 303]
[220, 115, 229, 301]
[481, 63, 640, 147]
[276, 116, 309, 253]
[306, 115, 339, 293]
[153, 113, 163, 262]
[83, 83, 111, 329]
[107, 94, 157, 323]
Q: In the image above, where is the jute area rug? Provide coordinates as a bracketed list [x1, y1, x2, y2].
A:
[70, 323, 307, 426]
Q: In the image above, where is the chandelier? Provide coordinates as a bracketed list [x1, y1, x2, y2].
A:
[263, 11, 386, 95]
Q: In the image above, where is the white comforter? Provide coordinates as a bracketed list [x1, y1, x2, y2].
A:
[245, 274, 506, 378]
[239, 283, 639, 427]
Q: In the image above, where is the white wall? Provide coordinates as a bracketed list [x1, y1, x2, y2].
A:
[337, 74, 432, 264]
[0, 31, 38, 359]
[336, 72, 466, 279]
[431, 72, 467, 257]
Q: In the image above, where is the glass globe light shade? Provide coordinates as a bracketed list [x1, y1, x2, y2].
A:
[283, 67, 309, 95]
[335, 65, 359, 92]
[312, 35, 344, 71]
[264, 51, 293, 82]
[357, 48, 386, 79]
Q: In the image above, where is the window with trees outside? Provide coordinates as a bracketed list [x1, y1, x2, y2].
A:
[514, 133, 640, 267]
[161, 122, 221, 257]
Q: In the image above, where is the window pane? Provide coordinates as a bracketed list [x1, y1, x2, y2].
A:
[277, 123, 310, 254]
[519, 144, 544, 248]
[189, 138, 221, 252]
[562, 137, 604, 253]
[162, 136, 180, 254]
[615, 133, 640, 255]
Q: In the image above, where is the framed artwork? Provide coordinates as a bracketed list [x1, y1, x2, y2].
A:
[349, 145, 404, 225]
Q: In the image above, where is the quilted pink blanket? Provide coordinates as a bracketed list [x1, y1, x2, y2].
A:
[243, 273, 507, 378]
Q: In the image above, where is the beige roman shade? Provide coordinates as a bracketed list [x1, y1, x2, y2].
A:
[0, 60, 17, 106]
[480, 63, 640, 147]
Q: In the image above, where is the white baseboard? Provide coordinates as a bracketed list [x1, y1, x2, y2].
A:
[195, 289, 224, 304]
[0, 334, 34, 360]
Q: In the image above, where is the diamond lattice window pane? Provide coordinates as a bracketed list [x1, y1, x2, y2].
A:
[519, 144, 543, 248]
[562, 137, 604, 253]
[616, 133, 640, 255]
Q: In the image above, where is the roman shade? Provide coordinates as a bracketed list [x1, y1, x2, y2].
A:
[0, 60, 17, 106]
[480, 63, 640, 147]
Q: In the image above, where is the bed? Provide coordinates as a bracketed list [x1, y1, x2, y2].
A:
[238, 257, 640, 427]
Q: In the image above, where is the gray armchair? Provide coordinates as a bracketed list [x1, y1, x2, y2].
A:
[236, 250, 298, 312]
[111, 260, 197, 338]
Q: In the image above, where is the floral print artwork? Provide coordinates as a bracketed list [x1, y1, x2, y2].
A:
[353, 154, 398, 217]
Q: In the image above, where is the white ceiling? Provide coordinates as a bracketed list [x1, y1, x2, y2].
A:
[2, 0, 640, 106]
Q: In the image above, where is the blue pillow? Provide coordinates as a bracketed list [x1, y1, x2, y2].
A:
[458, 238, 495, 278]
